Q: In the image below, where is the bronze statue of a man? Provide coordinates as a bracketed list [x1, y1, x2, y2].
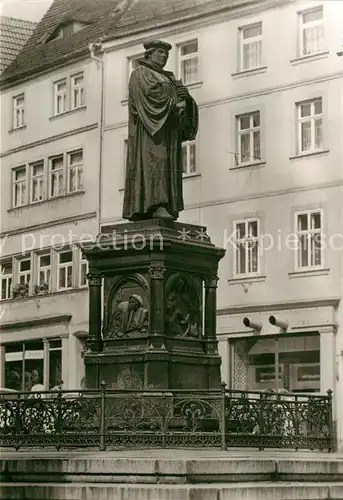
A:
[122, 40, 199, 221]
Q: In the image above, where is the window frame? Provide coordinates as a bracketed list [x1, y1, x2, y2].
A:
[239, 22, 263, 71]
[177, 39, 199, 86]
[18, 257, 31, 285]
[29, 160, 45, 204]
[79, 254, 88, 288]
[12, 93, 25, 129]
[294, 209, 324, 271]
[37, 253, 52, 289]
[296, 98, 323, 154]
[48, 155, 65, 199]
[12, 165, 28, 208]
[233, 218, 260, 277]
[53, 78, 68, 116]
[299, 6, 324, 57]
[67, 149, 84, 194]
[182, 140, 197, 176]
[57, 249, 73, 291]
[236, 111, 261, 165]
[0, 261, 13, 300]
[70, 72, 85, 110]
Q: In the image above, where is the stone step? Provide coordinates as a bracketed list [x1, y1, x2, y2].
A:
[2, 456, 343, 484]
[1, 482, 343, 500]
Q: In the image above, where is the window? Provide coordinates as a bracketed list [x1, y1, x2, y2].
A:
[37, 254, 51, 288]
[13, 94, 25, 129]
[58, 250, 73, 290]
[79, 255, 88, 287]
[68, 149, 83, 193]
[236, 111, 261, 164]
[18, 258, 31, 285]
[71, 73, 84, 109]
[12, 166, 27, 207]
[233, 219, 260, 276]
[182, 141, 196, 175]
[231, 334, 320, 393]
[54, 79, 67, 115]
[178, 40, 199, 85]
[240, 23, 262, 71]
[297, 98, 323, 154]
[30, 161, 44, 203]
[299, 6, 324, 56]
[49, 155, 64, 198]
[1, 262, 12, 300]
[4, 339, 62, 392]
[295, 210, 323, 269]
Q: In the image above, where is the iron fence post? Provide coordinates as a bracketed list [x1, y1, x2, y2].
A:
[15, 394, 21, 451]
[220, 382, 227, 450]
[56, 391, 62, 451]
[327, 389, 333, 452]
[99, 381, 106, 451]
[258, 392, 265, 451]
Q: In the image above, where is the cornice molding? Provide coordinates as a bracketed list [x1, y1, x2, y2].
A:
[0, 211, 97, 238]
[0, 123, 98, 158]
[104, 71, 343, 132]
[217, 297, 341, 315]
[185, 180, 343, 212]
[0, 314, 72, 331]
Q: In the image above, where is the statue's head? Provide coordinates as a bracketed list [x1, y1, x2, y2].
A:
[143, 39, 172, 68]
[128, 294, 143, 312]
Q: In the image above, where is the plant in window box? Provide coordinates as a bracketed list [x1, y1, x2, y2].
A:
[12, 282, 29, 299]
[34, 282, 49, 295]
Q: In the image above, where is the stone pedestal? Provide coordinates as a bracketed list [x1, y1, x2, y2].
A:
[82, 220, 225, 390]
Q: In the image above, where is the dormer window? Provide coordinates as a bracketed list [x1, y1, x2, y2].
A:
[48, 21, 89, 42]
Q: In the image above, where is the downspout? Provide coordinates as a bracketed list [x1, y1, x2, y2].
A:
[89, 42, 105, 235]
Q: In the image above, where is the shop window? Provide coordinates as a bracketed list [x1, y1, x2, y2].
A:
[4, 339, 62, 392]
[230, 333, 320, 393]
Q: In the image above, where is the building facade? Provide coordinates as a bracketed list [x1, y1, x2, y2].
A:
[1, 0, 342, 448]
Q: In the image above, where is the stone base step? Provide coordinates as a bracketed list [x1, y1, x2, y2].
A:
[1, 482, 343, 500]
[2, 456, 343, 484]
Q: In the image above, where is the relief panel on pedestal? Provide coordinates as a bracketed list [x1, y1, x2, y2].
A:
[103, 275, 149, 339]
[165, 273, 202, 339]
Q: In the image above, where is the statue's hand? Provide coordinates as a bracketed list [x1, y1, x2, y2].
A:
[177, 85, 189, 100]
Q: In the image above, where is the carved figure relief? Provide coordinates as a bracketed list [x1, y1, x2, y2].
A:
[104, 277, 149, 339]
[165, 275, 200, 338]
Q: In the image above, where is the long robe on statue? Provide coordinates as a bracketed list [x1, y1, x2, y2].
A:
[122, 59, 198, 220]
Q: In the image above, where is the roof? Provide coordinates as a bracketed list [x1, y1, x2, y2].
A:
[0, 16, 37, 75]
[0, 0, 267, 86]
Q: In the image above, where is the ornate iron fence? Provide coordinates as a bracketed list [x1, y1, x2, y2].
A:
[0, 385, 333, 451]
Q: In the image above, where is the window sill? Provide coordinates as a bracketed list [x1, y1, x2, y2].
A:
[289, 268, 330, 279]
[8, 190, 85, 212]
[290, 51, 329, 65]
[9, 125, 27, 133]
[337, 50, 343, 57]
[289, 149, 329, 160]
[231, 66, 267, 79]
[49, 106, 87, 120]
[183, 172, 201, 179]
[230, 160, 266, 171]
[185, 81, 203, 90]
[228, 275, 266, 285]
[121, 98, 129, 106]
[0, 287, 87, 304]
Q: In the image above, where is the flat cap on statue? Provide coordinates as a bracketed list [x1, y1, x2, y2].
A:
[143, 39, 172, 51]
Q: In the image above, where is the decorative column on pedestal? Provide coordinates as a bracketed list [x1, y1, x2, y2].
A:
[148, 265, 166, 349]
[145, 265, 168, 389]
[204, 275, 219, 355]
[86, 271, 103, 353]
